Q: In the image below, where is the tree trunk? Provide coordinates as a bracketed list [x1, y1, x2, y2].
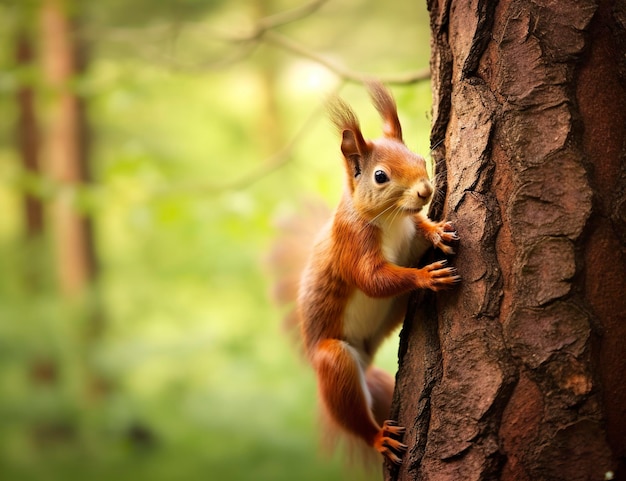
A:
[388, 1, 626, 480]
[39, 0, 108, 405]
[16, 29, 44, 240]
[15, 14, 70, 448]
[40, 0, 97, 300]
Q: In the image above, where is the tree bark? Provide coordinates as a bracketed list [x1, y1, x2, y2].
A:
[388, 1, 626, 480]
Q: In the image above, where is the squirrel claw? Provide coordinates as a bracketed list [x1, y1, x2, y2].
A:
[430, 221, 459, 254]
[382, 449, 403, 465]
[376, 420, 408, 465]
[420, 262, 461, 291]
[443, 221, 455, 231]
[383, 419, 406, 436]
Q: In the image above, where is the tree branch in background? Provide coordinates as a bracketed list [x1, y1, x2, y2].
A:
[262, 30, 431, 85]
[224, 0, 430, 85]
[156, 83, 343, 197]
[95, 0, 430, 85]
[256, 0, 330, 31]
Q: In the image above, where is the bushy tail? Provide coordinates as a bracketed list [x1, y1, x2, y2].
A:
[266, 199, 331, 333]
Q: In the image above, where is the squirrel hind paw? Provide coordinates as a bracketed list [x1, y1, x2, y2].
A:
[374, 420, 408, 465]
[380, 447, 403, 465]
[382, 419, 406, 436]
[377, 437, 408, 465]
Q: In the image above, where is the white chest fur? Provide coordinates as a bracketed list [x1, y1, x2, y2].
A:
[380, 215, 417, 267]
[342, 215, 416, 350]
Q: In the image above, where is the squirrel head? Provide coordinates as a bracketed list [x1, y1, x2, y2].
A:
[329, 81, 433, 222]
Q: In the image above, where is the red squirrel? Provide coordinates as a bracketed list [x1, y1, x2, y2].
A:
[296, 81, 460, 464]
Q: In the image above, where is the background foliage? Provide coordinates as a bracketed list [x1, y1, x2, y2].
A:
[0, 0, 431, 479]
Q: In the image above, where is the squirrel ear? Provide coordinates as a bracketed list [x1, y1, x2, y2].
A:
[341, 129, 369, 178]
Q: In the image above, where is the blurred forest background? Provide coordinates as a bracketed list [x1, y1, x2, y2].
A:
[0, 0, 432, 479]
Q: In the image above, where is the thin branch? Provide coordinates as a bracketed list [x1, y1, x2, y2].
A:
[262, 30, 431, 85]
[258, 0, 330, 31]
[208, 0, 330, 44]
[195, 42, 259, 71]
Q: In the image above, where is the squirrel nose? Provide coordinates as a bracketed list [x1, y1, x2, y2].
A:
[417, 181, 433, 200]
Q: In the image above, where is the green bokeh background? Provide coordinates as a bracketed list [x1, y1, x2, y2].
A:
[0, 1, 431, 479]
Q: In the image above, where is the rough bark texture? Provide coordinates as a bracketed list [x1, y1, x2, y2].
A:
[387, 1, 626, 480]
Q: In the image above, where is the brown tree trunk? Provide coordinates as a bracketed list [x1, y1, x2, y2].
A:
[388, 1, 626, 480]
[40, 0, 97, 300]
[39, 0, 108, 405]
[16, 30, 44, 240]
[15, 17, 66, 444]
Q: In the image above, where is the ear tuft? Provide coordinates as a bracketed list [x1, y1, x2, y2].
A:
[367, 80, 403, 142]
[328, 96, 360, 134]
[328, 95, 370, 180]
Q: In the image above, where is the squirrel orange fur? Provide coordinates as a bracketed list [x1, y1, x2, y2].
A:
[296, 81, 460, 464]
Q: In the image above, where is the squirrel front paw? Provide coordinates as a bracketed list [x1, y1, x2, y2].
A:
[429, 221, 459, 255]
[417, 259, 461, 291]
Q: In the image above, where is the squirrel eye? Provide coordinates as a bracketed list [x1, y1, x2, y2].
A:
[374, 170, 389, 184]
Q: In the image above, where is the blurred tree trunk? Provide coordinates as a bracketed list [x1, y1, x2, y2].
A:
[15, 30, 44, 241]
[388, 1, 626, 480]
[39, 0, 108, 405]
[15, 10, 63, 426]
[40, 0, 97, 301]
